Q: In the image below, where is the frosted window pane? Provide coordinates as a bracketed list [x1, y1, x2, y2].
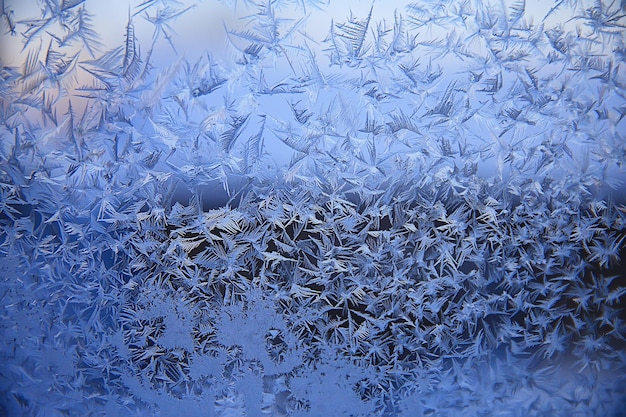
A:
[1, 1, 625, 416]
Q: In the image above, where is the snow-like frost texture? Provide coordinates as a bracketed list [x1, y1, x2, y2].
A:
[1, 0, 626, 416]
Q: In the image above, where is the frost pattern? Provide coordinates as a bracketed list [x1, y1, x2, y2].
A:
[1, 0, 626, 416]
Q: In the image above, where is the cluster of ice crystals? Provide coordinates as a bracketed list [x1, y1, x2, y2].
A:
[1, 0, 626, 416]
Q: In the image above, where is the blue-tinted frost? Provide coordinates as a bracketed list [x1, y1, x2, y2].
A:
[1, 0, 626, 416]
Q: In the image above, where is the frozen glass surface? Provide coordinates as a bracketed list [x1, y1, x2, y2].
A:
[1, 1, 626, 416]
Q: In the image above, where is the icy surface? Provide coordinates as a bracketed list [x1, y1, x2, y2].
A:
[1, 0, 626, 416]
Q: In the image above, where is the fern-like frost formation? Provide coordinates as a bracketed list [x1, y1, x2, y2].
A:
[1, 0, 626, 416]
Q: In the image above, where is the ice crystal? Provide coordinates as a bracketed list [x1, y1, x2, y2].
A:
[1, 0, 626, 416]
